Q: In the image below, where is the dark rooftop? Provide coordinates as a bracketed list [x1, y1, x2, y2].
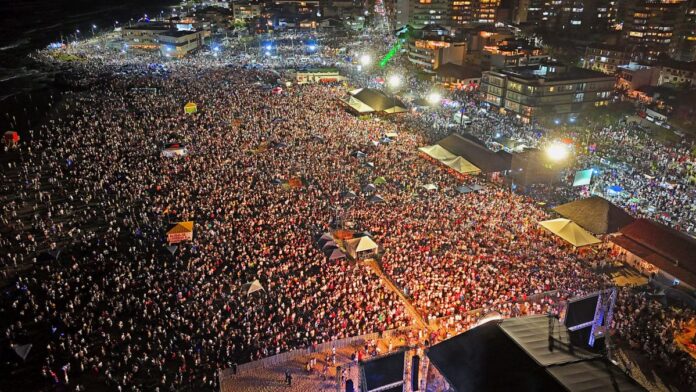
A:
[500, 63, 613, 82]
[437, 63, 482, 80]
[159, 30, 201, 38]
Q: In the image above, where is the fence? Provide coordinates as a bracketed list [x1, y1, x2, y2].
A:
[218, 332, 381, 382]
[219, 290, 569, 386]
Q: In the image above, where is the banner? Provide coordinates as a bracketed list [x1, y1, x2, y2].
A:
[573, 169, 593, 187]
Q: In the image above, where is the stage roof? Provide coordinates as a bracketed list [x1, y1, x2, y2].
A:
[547, 360, 646, 392]
[346, 88, 406, 114]
[426, 315, 646, 392]
[553, 196, 634, 234]
[499, 316, 598, 367]
[436, 133, 511, 173]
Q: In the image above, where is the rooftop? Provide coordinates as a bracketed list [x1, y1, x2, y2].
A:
[618, 62, 653, 72]
[437, 63, 482, 80]
[586, 43, 630, 52]
[656, 59, 696, 72]
[159, 30, 201, 38]
[123, 23, 170, 31]
[499, 62, 613, 82]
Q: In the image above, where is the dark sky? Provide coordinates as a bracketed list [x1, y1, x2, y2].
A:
[0, 0, 175, 48]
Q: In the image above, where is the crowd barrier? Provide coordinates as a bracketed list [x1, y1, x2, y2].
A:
[219, 290, 568, 385]
[219, 332, 382, 382]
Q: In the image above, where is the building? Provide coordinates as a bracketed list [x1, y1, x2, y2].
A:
[671, 0, 696, 61]
[465, 26, 516, 52]
[610, 219, 696, 290]
[396, 0, 411, 26]
[294, 68, 346, 84]
[616, 63, 658, 92]
[398, 0, 450, 28]
[480, 61, 615, 120]
[480, 41, 549, 70]
[556, 0, 617, 31]
[158, 30, 205, 58]
[514, 0, 617, 31]
[656, 60, 696, 88]
[513, 0, 563, 28]
[122, 23, 171, 49]
[451, 0, 501, 25]
[232, 2, 263, 19]
[323, 0, 362, 18]
[435, 62, 482, 90]
[582, 44, 634, 74]
[407, 26, 468, 72]
[623, 0, 688, 60]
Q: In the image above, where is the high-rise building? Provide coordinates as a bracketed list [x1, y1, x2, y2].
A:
[480, 61, 615, 120]
[407, 25, 468, 71]
[400, 0, 450, 28]
[514, 0, 617, 30]
[397, 0, 504, 28]
[623, 0, 687, 60]
[670, 0, 696, 61]
[450, 0, 502, 25]
[514, 0, 564, 27]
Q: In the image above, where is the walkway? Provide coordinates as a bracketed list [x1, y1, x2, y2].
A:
[365, 258, 431, 331]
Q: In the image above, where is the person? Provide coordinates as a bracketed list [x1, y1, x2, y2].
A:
[285, 370, 292, 386]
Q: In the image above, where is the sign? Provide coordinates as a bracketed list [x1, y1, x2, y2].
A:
[573, 169, 593, 187]
[167, 221, 194, 244]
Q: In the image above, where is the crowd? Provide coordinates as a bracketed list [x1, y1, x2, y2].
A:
[613, 288, 696, 389]
[0, 31, 694, 392]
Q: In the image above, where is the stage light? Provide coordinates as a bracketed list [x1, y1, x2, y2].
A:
[546, 143, 569, 161]
[427, 92, 441, 105]
[359, 53, 371, 66]
[387, 74, 401, 89]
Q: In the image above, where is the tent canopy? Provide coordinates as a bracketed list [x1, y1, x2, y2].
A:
[418, 145, 457, 161]
[347, 88, 407, 114]
[538, 218, 601, 247]
[368, 194, 385, 204]
[328, 248, 346, 260]
[553, 196, 634, 234]
[345, 236, 379, 259]
[436, 133, 512, 173]
[12, 344, 32, 361]
[442, 156, 481, 174]
[184, 102, 197, 114]
[422, 183, 438, 191]
[242, 280, 265, 295]
[167, 221, 194, 235]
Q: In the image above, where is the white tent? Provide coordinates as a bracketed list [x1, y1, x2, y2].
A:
[441, 156, 481, 175]
[344, 236, 379, 259]
[242, 280, 265, 295]
[422, 183, 438, 191]
[538, 218, 601, 248]
[418, 145, 457, 161]
[12, 344, 32, 361]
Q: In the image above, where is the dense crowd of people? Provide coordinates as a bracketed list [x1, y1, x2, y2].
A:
[0, 30, 694, 392]
[613, 288, 696, 389]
